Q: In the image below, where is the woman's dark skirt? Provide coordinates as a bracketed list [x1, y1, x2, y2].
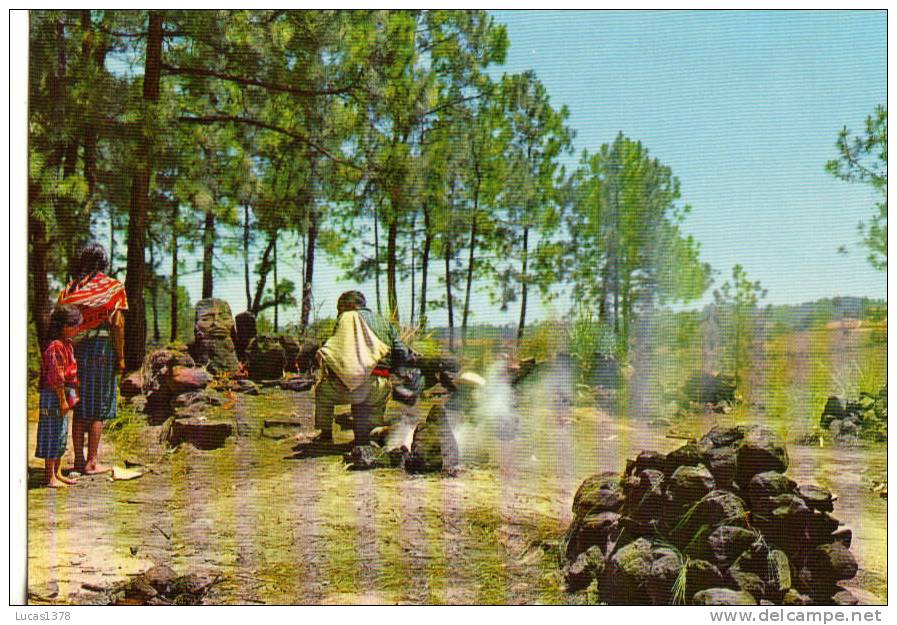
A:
[73, 336, 118, 422]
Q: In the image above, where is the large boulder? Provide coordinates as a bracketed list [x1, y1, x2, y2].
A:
[245, 334, 285, 381]
[233, 311, 257, 363]
[735, 426, 789, 486]
[572, 472, 625, 517]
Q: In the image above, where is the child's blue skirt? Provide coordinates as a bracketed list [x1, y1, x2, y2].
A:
[36, 388, 69, 459]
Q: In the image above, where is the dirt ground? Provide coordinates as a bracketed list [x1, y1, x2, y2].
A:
[24, 381, 887, 605]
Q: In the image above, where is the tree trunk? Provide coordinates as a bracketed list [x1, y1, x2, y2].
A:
[300, 205, 317, 330]
[170, 201, 178, 342]
[386, 215, 399, 323]
[445, 237, 455, 352]
[273, 233, 279, 332]
[409, 212, 416, 326]
[461, 212, 478, 346]
[251, 234, 276, 315]
[29, 214, 51, 351]
[517, 225, 530, 341]
[149, 245, 160, 344]
[123, 10, 163, 371]
[243, 204, 251, 311]
[419, 207, 432, 329]
[373, 203, 382, 315]
[80, 10, 107, 201]
[202, 210, 214, 299]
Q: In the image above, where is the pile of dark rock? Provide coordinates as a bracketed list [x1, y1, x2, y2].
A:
[560, 425, 859, 605]
[121, 346, 237, 449]
[820, 386, 887, 443]
[95, 565, 219, 605]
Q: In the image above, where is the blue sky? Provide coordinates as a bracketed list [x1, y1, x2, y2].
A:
[173, 10, 887, 327]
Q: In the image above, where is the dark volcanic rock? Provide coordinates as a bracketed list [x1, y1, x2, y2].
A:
[692, 588, 757, 606]
[735, 426, 789, 486]
[706, 525, 757, 567]
[664, 443, 703, 476]
[564, 511, 622, 561]
[563, 545, 606, 592]
[797, 484, 835, 513]
[245, 334, 285, 381]
[572, 472, 624, 516]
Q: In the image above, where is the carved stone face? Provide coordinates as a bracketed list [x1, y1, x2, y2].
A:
[195, 298, 235, 339]
[192, 298, 238, 374]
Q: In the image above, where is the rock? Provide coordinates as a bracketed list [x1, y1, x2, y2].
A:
[691, 588, 757, 606]
[703, 446, 738, 488]
[121, 372, 144, 397]
[783, 589, 812, 605]
[746, 472, 797, 514]
[839, 420, 859, 437]
[245, 334, 285, 381]
[831, 528, 853, 548]
[572, 472, 624, 516]
[403, 404, 460, 474]
[278, 335, 302, 372]
[646, 544, 684, 604]
[631, 450, 667, 476]
[798, 484, 835, 513]
[706, 525, 757, 567]
[667, 464, 715, 509]
[279, 376, 314, 393]
[565, 512, 621, 560]
[602, 537, 655, 605]
[813, 542, 858, 583]
[167, 418, 234, 450]
[563, 545, 606, 592]
[685, 559, 725, 600]
[189, 298, 239, 375]
[173, 390, 223, 409]
[696, 490, 749, 528]
[345, 445, 379, 471]
[698, 425, 747, 455]
[728, 554, 766, 599]
[170, 367, 213, 393]
[664, 443, 703, 476]
[682, 373, 737, 405]
[229, 379, 260, 395]
[821, 396, 847, 426]
[735, 426, 788, 486]
[832, 589, 859, 606]
[804, 511, 841, 545]
[234, 311, 257, 362]
[294, 339, 321, 373]
[144, 565, 178, 593]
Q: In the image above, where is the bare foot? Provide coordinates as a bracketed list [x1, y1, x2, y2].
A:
[46, 478, 67, 489]
[83, 463, 112, 475]
[57, 473, 78, 485]
[72, 461, 86, 474]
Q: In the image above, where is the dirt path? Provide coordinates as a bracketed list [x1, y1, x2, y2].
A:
[25, 384, 887, 605]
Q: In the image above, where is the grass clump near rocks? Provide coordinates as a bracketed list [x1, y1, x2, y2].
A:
[560, 424, 859, 605]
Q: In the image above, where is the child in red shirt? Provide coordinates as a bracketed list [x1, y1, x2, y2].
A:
[36, 305, 83, 487]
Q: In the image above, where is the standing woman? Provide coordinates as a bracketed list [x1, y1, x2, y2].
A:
[58, 244, 128, 474]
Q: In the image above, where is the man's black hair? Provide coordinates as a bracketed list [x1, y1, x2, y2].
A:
[337, 290, 367, 312]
